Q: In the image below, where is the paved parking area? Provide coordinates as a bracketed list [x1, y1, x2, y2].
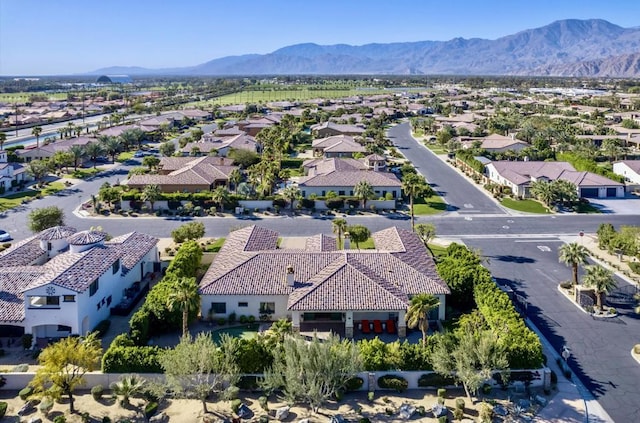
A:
[588, 195, 640, 214]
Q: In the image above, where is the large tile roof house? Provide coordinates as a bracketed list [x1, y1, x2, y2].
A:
[183, 133, 259, 157]
[0, 227, 159, 340]
[199, 225, 449, 338]
[486, 161, 624, 199]
[298, 157, 401, 199]
[311, 122, 366, 138]
[613, 160, 640, 184]
[126, 156, 237, 193]
[311, 135, 367, 158]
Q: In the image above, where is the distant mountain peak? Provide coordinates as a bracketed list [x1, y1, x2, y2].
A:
[88, 18, 640, 77]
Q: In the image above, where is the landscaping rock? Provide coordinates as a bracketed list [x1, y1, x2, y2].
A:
[493, 404, 508, 416]
[398, 403, 416, 420]
[27, 418, 42, 423]
[535, 395, 548, 406]
[237, 403, 252, 419]
[518, 399, 531, 409]
[432, 403, 447, 417]
[275, 405, 290, 421]
[298, 419, 311, 423]
[149, 412, 169, 423]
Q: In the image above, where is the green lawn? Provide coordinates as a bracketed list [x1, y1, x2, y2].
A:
[500, 198, 550, 214]
[413, 195, 447, 215]
[204, 238, 226, 253]
[574, 203, 602, 214]
[116, 151, 134, 162]
[349, 237, 376, 250]
[63, 167, 103, 179]
[41, 181, 66, 195]
[424, 143, 447, 154]
[212, 324, 259, 343]
[427, 243, 449, 261]
[0, 182, 68, 211]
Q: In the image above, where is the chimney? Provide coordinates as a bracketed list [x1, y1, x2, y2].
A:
[343, 232, 351, 250]
[286, 265, 295, 287]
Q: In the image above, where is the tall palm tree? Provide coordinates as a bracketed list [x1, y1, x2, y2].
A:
[405, 294, 440, 346]
[167, 277, 200, 338]
[68, 145, 86, 171]
[332, 218, 348, 249]
[558, 242, 589, 287]
[402, 172, 428, 230]
[281, 185, 301, 211]
[228, 168, 242, 194]
[141, 184, 162, 212]
[84, 142, 104, 168]
[102, 136, 122, 162]
[582, 265, 617, 311]
[211, 186, 229, 213]
[32, 126, 43, 148]
[353, 180, 375, 210]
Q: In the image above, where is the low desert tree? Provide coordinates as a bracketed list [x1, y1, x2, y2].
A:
[262, 334, 361, 412]
[159, 141, 176, 157]
[171, 221, 205, 243]
[346, 224, 371, 249]
[99, 182, 121, 208]
[415, 223, 436, 250]
[160, 333, 240, 413]
[28, 206, 65, 232]
[31, 332, 102, 413]
[142, 155, 160, 171]
[26, 159, 50, 186]
[430, 329, 508, 401]
[596, 223, 617, 251]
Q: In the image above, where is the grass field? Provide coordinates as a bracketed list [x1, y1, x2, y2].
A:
[350, 237, 376, 250]
[428, 243, 449, 261]
[116, 151, 134, 162]
[0, 92, 68, 103]
[204, 238, 226, 253]
[0, 181, 67, 212]
[500, 198, 549, 214]
[63, 167, 104, 179]
[413, 195, 447, 215]
[425, 143, 448, 154]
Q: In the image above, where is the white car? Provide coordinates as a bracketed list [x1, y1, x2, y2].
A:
[0, 230, 11, 242]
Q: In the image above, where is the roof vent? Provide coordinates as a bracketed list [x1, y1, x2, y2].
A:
[286, 265, 295, 287]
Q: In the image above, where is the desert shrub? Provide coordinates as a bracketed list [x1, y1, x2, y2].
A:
[258, 395, 269, 411]
[91, 384, 104, 400]
[102, 417, 111, 423]
[53, 416, 67, 423]
[39, 397, 54, 415]
[418, 373, 455, 388]
[19, 386, 33, 400]
[0, 402, 6, 418]
[634, 344, 640, 354]
[345, 376, 364, 391]
[21, 334, 33, 349]
[377, 375, 408, 392]
[227, 385, 240, 400]
[478, 402, 493, 423]
[453, 408, 464, 420]
[437, 388, 446, 398]
[560, 281, 573, 289]
[455, 398, 465, 410]
[630, 262, 640, 274]
[144, 402, 158, 418]
[231, 399, 242, 414]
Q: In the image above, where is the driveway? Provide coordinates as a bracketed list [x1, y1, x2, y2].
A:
[588, 195, 640, 214]
[387, 122, 505, 215]
[463, 236, 640, 423]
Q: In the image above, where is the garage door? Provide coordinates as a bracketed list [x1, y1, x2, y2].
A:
[606, 187, 618, 197]
[580, 188, 599, 198]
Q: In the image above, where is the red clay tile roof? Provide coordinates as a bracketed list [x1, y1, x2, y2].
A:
[0, 266, 44, 322]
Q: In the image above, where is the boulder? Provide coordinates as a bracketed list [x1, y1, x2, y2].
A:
[535, 395, 548, 406]
[275, 405, 290, 421]
[431, 403, 448, 417]
[237, 403, 252, 419]
[27, 418, 42, 423]
[149, 412, 170, 423]
[398, 404, 416, 420]
[298, 420, 311, 423]
[493, 404, 508, 416]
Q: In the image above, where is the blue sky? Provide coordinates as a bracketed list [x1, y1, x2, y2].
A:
[1, 0, 639, 75]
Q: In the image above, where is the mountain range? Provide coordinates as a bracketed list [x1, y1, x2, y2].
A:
[90, 19, 640, 77]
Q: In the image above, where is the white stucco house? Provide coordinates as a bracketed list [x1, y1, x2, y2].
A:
[485, 161, 625, 199]
[613, 160, 640, 184]
[198, 225, 450, 339]
[0, 227, 158, 343]
[0, 150, 28, 192]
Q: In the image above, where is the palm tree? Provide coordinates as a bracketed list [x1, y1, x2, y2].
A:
[582, 265, 617, 311]
[281, 185, 301, 211]
[141, 184, 162, 212]
[101, 136, 122, 162]
[402, 172, 428, 229]
[211, 185, 229, 214]
[110, 375, 146, 407]
[353, 180, 375, 210]
[167, 277, 200, 337]
[558, 242, 589, 287]
[332, 218, 348, 249]
[84, 142, 104, 168]
[530, 180, 555, 207]
[228, 168, 242, 194]
[405, 294, 440, 346]
[68, 145, 86, 171]
[32, 126, 43, 148]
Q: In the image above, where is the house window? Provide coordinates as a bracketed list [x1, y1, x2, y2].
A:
[339, 190, 345, 196]
[47, 242, 52, 251]
[63, 295, 75, 302]
[112, 259, 120, 274]
[321, 191, 326, 196]
[210, 302, 226, 314]
[259, 302, 276, 314]
[238, 302, 248, 307]
[57, 325, 71, 332]
[89, 279, 99, 297]
[29, 296, 60, 308]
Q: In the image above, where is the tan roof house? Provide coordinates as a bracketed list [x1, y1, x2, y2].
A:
[479, 134, 530, 153]
[183, 133, 259, 157]
[310, 121, 366, 137]
[126, 156, 237, 193]
[198, 225, 450, 338]
[486, 161, 624, 199]
[312, 135, 367, 158]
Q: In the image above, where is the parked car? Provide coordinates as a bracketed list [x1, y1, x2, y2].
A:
[133, 151, 145, 158]
[0, 229, 12, 242]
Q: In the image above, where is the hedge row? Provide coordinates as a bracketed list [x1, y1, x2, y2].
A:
[455, 150, 486, 174]
[474, 281, 544, 369]
[557, 152, 625, 183]
[102, 345, 163, 373]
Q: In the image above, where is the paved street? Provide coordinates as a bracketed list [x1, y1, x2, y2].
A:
[464, 237, 640, 423]
[387, 122, 505, 215]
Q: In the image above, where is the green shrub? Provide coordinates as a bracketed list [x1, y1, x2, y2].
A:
[21, 334, 33, 349]
[437, 397, 445, 405]
[345, 376, 364, 391]
[367, 391, 375, 402]
[418, 373, 455, 388]
[237, 375, 260, 391]
[228, 312, 237, 323]
[247, 315, 256, 323]
[217, 317, 226, 325]
[258, 396, 269, 411]
[377, 375, 408, 392]
[91, 384, 104, 400]
[226, 385, 240, 400]
[629, 262, 640, 274]
[259, 416, 269, 423]
[39, 397, 54, 415]
[455, 398, 465, 410]
[53, 416, 67, 423]
[102, 345, 163, 373]
[437, 388, 446, 398]
[145, 401, 158, 418]
[0, 402, 6, 419]
[359, 418, 371, 423]
[19, 386, 33, 400]
[102, 417, 111, 423]
[231, 399, 242, 414]
[334, 390, 344, 401]
[481, 384, 492, 394]
[453, 407, 464, 420]
[239, 315, 248, 324]
[325, 198, 344, 210]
